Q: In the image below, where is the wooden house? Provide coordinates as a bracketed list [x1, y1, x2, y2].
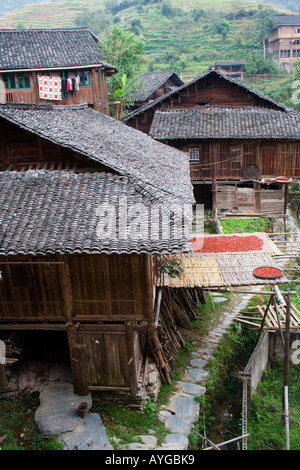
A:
[215, 61, 246, 79]
[123, 69, 300, 218]
[0, 28, 117, 114]
[0, 102, 194, 399]
[130, 70, 184, 110]
[268, 15, 300, 71]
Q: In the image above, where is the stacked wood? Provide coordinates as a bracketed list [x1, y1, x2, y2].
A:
[148, 287, 205, 379]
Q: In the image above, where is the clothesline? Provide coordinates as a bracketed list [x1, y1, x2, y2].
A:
[38, 74, 82, 101]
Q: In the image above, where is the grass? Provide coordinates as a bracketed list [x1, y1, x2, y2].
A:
[189, 322, 258, 449]
[220, 217, 272, 234]
[91, 338, 197, 448]
[248, 362, 300, 450]
[0, 395, 64, 450]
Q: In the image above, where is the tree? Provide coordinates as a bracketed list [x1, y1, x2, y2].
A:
[216, 19, 230, 40]
[101, 25, 146, 117]
[255, 7, 276, 60]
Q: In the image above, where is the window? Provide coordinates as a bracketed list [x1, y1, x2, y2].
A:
[230, 147, 242, 163]
[2, 72, 30, 89]
[292, 49, 300, 58]
[189, 148, 199, 161]
[280, 49, 291, 58]
[77, 70, 90, 86]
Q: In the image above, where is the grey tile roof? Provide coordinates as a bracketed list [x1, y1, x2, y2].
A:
[0, 103, 194, 205]
[273, 15, 300, 27]
[122, 70, 287, 123]
[0, 28, 116, 71]
[149, 107, 300, 141]
[0, 170, 192, 256]
[133, 71, 184, 103]
[215, 60, 246, 66]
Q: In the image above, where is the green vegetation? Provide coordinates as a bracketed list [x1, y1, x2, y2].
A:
[221, 217, 272, 234]
[192, 292, 231, 336]
[190, 323, 257, 449]
[0, 395, 64, 450]
[248, 362, 300, 450]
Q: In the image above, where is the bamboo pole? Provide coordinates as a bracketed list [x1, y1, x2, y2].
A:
[282, 290, 291, 450]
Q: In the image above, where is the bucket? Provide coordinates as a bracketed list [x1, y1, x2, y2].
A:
[76, 401, 89, 418]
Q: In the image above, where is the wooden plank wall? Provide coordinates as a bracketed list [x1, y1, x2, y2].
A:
[68, 254, 151, 322]
[0, 257, 65, 322]
[70, 323, 143, 392]
[0, 118, 109, 172]
[0, 254, 152, 324]
[1, 69, 110, 113]
[177, 140, 300, 180]
[215, 183, 285, 215]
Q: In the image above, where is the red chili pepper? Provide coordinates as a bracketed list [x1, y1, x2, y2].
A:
[190, 235, 264, 253]
[253, 267, 283, 279]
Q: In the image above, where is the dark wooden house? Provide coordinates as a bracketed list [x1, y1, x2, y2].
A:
[130, 70, 184, 110]
[0, 102, 194, 399]
[0, 28, 117, 114]
[215, 60, 246, 79]
[123, 69, 300, 218]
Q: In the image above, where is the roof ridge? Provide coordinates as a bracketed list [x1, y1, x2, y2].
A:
[122, 69, 287, 122]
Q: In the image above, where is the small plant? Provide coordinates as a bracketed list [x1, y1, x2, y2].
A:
[143, 399, 156, 416]
[158, 255, 184, 278]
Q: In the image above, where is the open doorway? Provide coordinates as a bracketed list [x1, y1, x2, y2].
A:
[1, 330, 72, 394]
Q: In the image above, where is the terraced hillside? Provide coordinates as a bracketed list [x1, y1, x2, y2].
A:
[0, 0, 100, 29]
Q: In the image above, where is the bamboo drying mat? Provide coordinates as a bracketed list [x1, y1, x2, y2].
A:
[157, 253, 288, 288]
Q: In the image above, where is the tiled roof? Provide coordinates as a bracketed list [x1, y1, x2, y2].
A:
[122, 70, 286, 123]
[0, 28, 116, 71]
[0, 103, 194, 205]
[215, 60, 246, 66]
[273, 15, 300, 27]
[133, 71, 184, 103]
[0, 170, 192, 256]
[149, 107, 300, 140]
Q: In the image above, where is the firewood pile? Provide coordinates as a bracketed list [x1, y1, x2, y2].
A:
[149, 287, 205, 384]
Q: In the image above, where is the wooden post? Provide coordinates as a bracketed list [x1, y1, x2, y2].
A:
[59, 255, 74, 324]
[0, 364, 8, 387]
[71, 342, 90, 397]
[282, 289, 291, 449]
[126, 322, 138, 397]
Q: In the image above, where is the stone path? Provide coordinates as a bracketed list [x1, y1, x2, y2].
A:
[121, 291, 255, 450]
[35, 382, 113, 450]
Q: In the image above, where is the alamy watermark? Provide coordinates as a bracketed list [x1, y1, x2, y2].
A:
[291, 340, 300, 365]
[95, 198, 204, 244]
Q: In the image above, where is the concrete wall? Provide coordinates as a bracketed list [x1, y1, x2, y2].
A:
[244, 331, 269, 395]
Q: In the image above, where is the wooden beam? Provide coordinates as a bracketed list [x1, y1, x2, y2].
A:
[0, 323, 68, 330]
[59, 256, 74, 324]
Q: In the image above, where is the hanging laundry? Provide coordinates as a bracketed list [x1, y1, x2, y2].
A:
[71, 77, 76, 95]
[75, 76, 80, 92]
[67, 77, 73, 92]
[38, 75, 62, 100]
[61, 79, 68, 98]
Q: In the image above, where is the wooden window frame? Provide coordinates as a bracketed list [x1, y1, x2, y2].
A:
[189, 148, 200, 162]
[2, 72, 31, 90]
